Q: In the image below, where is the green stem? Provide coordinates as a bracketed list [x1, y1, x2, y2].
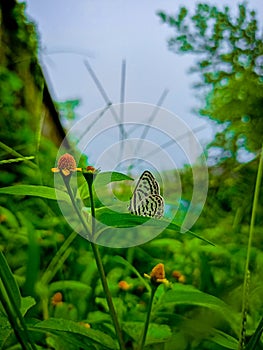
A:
[90, 242, 125, 350]
[87, 176, 125, 350]
[86, 176, 97, 240]
[238, 146, 263, 350]
[138, 285, 158, 350]
[63, 175, 92, 241]
[63, 174, 125, 350]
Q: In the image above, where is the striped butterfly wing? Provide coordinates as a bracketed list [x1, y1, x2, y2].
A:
[128, 171, 164, 219]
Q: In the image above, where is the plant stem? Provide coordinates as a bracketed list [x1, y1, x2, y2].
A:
[90, 242, 125, 350]
[63, 174, 125, 350]
[238, 146, 263, 349]
[138, 285, 157, 350]
[63, 175, 92, 241]
[86, 176, 126, 350]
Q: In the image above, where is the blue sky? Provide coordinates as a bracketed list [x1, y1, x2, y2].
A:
[24, 0, 263, 169]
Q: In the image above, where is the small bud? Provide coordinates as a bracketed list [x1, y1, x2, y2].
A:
[79, 322, 91, 329]
[51, 292, 63, 306]
[83, 165, 100, 185]
[118, 280, 131, 291]
[178, 275, 186, 283]
[86, 165, 97, 173]
[172, 270, 186, 283]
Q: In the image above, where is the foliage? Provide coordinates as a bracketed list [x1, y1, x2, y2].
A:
[1, 157, 263, 349]
[157, 3, 263, 160]
[1, 1, 263, 349]
[0, 173, 238, 349]
[55, 99, 80, 124]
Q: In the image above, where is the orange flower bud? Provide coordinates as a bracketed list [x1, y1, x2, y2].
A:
[151, 263, 165, 280]
[178, 275, 186, 283]
[51, 292, 63, 306]
[172, 270, 182, 279]
[144, 263, 169, 285]
[86, 165, 96, 173]
[172, 270, 186, 283]
[118, 280, 131, 291]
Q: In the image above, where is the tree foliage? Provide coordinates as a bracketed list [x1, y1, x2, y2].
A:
[157, 3, 263, 161]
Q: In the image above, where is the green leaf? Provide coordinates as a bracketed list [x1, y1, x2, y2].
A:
[32, 318, 116, 349]
[49, 280, 92, 295]
[0, 254, 33, 348]
[0, 312, 12, 348]
[0, 185, 70, 202]
[157, 284, 235, 323]
[20, 296, 36, 316]
[208, 329, 238, 349]
[147, 238, 182, 249]
[93, 171, 133, 187]
[86, 311, 111, 324]
[245, 316, 263, 350]
[0, 251, 21, 309]
[0, 255, 36, 349]
[146, 323, 172, 345]
[123, 322, 171, 345]
[157, 11, 167, 23]
[95, 207, 213, 245]
[96, 207, 154, 228]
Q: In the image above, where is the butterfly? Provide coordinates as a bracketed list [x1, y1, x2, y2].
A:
[128, 170, 164, 219]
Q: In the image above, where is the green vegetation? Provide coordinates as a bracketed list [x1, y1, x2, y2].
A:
[157, 2, 263, 162]
[0, 1, 263, 349]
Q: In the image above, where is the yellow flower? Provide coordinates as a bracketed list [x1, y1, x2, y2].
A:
[51, 153, 82, 176]
[144, 263, 169, 285]
[79, 322, 91, 329]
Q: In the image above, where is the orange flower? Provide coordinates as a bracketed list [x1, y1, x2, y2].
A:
[172, 270, 186, 283]
[118, 280, 131, 291]
[51, 153, 82, 176]
[51, 292, 63, 306]
[144, 263, 169, 285]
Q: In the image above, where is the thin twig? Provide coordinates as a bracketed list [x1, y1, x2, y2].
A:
[238, 145, 263, 349]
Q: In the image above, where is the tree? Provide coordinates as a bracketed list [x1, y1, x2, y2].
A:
[157, 3, 263, 162]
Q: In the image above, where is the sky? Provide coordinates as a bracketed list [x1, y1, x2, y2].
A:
[24, 0, 263, 171]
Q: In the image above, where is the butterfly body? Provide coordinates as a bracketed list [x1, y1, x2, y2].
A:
[128, 170, 164, 219]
